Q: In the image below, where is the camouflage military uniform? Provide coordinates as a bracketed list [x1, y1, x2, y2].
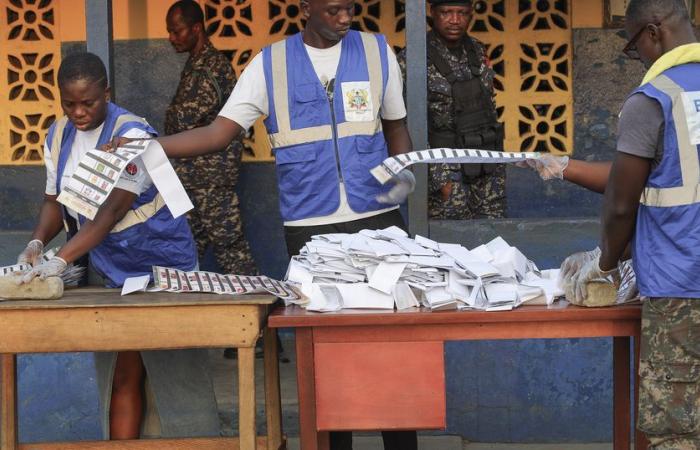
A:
[165, 41, 256, 275]
[637, 298, 700, 449]
[397, 31, 505, 220]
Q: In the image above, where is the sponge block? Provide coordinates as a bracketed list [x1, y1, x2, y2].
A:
[565, 280, 617, 307]
[0, 276, 64, 300]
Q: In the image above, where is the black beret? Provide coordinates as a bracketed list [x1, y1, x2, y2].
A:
[428, 0, 472, 5]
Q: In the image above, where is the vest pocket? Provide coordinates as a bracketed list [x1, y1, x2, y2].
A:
[293, 83, 326, 126]
[353, 134, 388, 193]
[356, 134, 388, 171]
[274, 145, 319, 200]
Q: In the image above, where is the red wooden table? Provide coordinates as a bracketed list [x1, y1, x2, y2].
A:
[269, 302, 648, 450]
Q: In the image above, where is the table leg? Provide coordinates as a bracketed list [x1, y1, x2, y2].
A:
[264, 328, 283, 450]
[613, 337, 631, 450]
[238, 346, 257, 450]
[296, 328, 328, 450]
[0, 354, 17, 450]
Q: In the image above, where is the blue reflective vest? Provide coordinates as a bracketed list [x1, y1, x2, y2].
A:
[262, 30, 393, 222]
[46, 102, 197, 287]
[632, 64, 700, 298]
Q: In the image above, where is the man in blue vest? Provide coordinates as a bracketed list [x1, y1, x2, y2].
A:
[564, 0, 700, 446]
[106, 1, 417, 448]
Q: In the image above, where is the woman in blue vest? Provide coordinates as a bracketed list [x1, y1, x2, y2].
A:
[16, 52, 219, 441]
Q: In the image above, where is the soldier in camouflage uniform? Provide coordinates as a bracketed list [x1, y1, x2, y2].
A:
[397, 0, 505, 220]
[165, 0, 256, 277]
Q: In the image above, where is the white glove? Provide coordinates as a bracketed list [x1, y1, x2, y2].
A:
[559, 247, 600, 287]
[376, 170, 416, 205]
[571, 256, 619, 305]
[519, 154, 569, 180]
[17, 239, 44, 266]
[19, 256, 67, 284]
[616, 260, 639, 303]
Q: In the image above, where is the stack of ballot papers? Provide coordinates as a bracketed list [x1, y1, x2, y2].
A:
[284, 227, 564, 312]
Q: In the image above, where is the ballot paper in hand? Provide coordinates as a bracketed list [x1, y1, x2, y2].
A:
[57, 139, 193, 220]
[1, 263, 30, 276]
[371, 148, 538, 184]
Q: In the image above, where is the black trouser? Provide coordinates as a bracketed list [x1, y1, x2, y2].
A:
[284, 209, 407, 256]
[330, 429, 418, 450]
[284, 209, 417, 450]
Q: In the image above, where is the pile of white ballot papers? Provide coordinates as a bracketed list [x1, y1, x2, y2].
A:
[284, 226, 564, 312]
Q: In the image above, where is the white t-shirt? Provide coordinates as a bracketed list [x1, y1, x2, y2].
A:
[219, 38, 405, 226]
[44, 124, 153, 220]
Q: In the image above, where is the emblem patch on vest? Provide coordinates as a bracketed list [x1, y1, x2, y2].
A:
[681, 91, 700, 145]
[341, 81, 374, 122]
[125, 163, 138, 176]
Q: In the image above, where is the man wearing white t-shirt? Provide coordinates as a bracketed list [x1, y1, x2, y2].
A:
[107, 1, 417, 448]
[109, 0, 415, 253]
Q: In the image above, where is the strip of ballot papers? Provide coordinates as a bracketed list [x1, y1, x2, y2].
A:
[371, 148, 538, 184]
[151, 266, 302, 303]
[57, 139, 193, 220]
[286, 227, 573, 312]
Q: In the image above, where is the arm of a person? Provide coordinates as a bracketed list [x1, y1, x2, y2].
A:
[30, 195, 65, 245]
[382, 117, 412, 156]
[429, 163, 453, 199]
[598, 152, 651, 270]
[158, 52, 268, 159]
[33, 140, 68, 246]
[563, 160, 612, 194]
[157, 116, 244, 158]
[55, 188, 137, 264]
[381, 45, 412, 156]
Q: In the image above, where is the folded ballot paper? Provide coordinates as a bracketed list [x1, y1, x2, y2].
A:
[283, 227, 565, 312]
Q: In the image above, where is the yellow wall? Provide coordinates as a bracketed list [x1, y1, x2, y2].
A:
[572, 0, 604, 28]
[59, 0, 171, 42]
[6, 0, 683, 165]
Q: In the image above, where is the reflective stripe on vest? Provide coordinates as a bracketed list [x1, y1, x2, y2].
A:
[110, 193, 167, 233]
[640, 75, 700, 207]
[267, 32, 384, 148]
[50, 117, 69, 171]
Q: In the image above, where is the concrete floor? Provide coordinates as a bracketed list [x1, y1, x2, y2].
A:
[208, 337, 616, 450]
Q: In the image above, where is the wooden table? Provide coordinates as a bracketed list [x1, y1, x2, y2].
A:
[0, 288, 284, 450]
[269, 302, 648, 450]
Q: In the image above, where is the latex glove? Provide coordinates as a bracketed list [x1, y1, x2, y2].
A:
[616, 260, 639, 303]
[17, 239, 44, 266]
[376, 170, 416, 205]
[572, 256, 619, 305]
[518, 154, 569, 180]
[559, 247, 600, 287]
[19, 256, 67, 285]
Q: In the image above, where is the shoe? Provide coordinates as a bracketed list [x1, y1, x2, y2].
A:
[223, 344, 290, 363]
[223, 345, 263, 359]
